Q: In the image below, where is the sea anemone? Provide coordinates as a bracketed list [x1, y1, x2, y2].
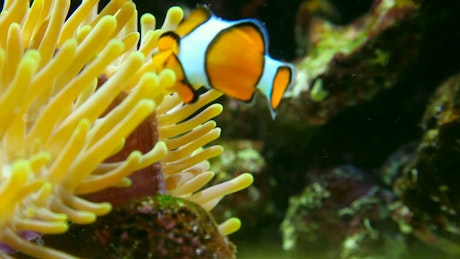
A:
[0, 0, 253, 258]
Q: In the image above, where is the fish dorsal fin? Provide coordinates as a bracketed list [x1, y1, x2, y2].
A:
[165, 53, 197, 103]
[205, 22, 265, 102]
[153, 31, 196, 103]
[176, 5, 212, 37]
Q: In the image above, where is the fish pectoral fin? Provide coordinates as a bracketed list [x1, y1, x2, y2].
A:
[172, 80, 197, 103]
[164, 53, 197, 103]
[151, 47, 196, 103]
[152, 50, 173, 71]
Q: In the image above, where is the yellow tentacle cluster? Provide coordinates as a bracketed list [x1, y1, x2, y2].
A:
[158, 89, 254, 236]
[0, 0, 253, 258]
[0, 0, 173, 258]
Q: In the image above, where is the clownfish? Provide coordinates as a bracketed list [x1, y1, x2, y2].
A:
[154, 5, 296, 118]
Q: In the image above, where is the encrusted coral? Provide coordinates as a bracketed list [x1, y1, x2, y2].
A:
[392, 74, 460, 255]
[37, 195, 238, 258]
[0, 0, 253, 258]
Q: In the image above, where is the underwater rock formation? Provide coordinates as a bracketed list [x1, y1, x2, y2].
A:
[203, 0, 460, 258]
[285, 0, 421, 124]
[281, 165, 402, 258]
[278, 0, 460, 255]
[392, 74, 460, 255]
[21, 195, 236, 258]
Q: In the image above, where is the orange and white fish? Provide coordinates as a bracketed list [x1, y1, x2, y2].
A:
[154, 6, 296, 118]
